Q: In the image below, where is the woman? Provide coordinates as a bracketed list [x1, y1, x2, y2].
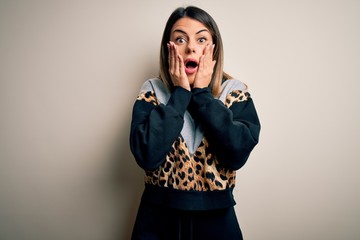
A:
[130, 6, 260, 240]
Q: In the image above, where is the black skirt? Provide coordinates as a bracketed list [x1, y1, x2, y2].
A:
[131, 201, 243, 240]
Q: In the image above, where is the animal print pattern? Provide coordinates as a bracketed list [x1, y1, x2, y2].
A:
[136, 91, 159, 105]
[138, 89, 249, 191]
[225, 90, 250, 108]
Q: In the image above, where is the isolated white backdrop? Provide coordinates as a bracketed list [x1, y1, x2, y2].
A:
[0, 1, 359, 239]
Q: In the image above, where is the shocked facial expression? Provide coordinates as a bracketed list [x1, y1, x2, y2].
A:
[170, 17, 213, 85]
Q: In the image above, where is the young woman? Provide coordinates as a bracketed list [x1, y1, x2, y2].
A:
[130, 6, 261, 240]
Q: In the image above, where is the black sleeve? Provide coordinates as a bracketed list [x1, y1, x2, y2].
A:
[130, 87, 192, 171]
[189, 87, 261, 170]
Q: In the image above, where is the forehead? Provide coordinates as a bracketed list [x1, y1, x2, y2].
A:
[171, 17, 210, 34]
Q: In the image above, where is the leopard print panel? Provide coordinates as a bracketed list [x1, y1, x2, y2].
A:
[136, 91, 159, 105]
[138, 90, 249, 191]
[144, 136, 237, 191]
[225, 90, 250, 108]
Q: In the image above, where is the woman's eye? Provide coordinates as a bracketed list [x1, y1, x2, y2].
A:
[198, 38, 207, 44]
[176, 37, 186, 44]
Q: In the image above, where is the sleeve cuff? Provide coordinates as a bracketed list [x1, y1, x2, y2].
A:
[167, 86, 192, 115]
[191, 87, 214, 108]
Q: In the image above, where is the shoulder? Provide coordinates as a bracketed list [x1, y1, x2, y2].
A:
[139, 78, 163, 93]
[218, 79, 249, 103]
[138, 77, 171, 104]
[221, 79, 248, 92]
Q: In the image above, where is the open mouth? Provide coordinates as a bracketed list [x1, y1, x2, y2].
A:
[184, 58, 198, 74]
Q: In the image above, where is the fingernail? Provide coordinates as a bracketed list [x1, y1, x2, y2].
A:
[213, 44, 215, 48]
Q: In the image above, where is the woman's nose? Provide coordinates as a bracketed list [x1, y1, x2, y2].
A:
[186, 41, 196, 54]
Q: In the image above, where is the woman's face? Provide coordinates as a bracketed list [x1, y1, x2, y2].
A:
[170, 17, 213, 85]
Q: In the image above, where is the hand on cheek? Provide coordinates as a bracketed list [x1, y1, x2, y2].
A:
[167, 41, 191, 91]
[193, 44, 216, 89]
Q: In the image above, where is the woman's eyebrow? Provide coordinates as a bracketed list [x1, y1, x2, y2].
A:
[173, 29, 188, 35]
[196, 29, 209, 34]
[172, 29, 209, 35]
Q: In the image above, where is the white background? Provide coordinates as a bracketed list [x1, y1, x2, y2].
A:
[1, 0, 359, 239]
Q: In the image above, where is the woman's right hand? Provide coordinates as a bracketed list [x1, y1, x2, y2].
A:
[167, 41, 191, 91]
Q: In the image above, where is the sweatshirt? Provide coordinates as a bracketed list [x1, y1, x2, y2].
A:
[130, 78, 260, 210]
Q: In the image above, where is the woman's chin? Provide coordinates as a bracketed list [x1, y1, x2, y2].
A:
[188, 76, 195, 87]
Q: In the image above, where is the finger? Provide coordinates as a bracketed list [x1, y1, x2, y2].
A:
[204, 45, 215, 69]
[210, 44, 215, 60]
[174, 44, 178, 74]
[203, 44, 208, 54]
[208, 45, 216, 69]
[169, 42, 175, 74]
[175, 44, 182, 76]
[167, 42, 171, 66]
[198, 55, 205, 71]
[206, 44, 213, 60]
[178, 54, 186, 77]
[202, 44, 211, 65]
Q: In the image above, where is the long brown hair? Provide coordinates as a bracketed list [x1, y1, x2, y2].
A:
[159, 6, 232, 96]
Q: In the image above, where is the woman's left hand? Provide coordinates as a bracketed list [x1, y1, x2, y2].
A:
[193, 44, 216, 89]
